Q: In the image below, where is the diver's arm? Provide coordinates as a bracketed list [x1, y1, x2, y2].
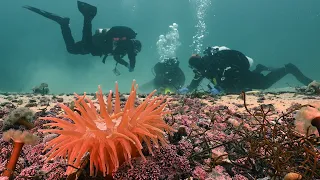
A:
[128, 51, 136, 70]
[186, 72, 204, 92]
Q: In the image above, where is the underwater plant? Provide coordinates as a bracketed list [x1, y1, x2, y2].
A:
[2, 107, 35, 131]
[32, 83, 49, 95]
[224, 92, 320, 179]
[305, 81, 320, 94]
[1, 129, 38, 178]
[39, 80, 176, 177]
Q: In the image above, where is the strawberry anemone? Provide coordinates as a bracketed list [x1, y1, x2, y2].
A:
[39, 80, 175, 176]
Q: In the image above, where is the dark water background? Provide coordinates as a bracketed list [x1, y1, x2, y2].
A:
[0, 0, 319, 93]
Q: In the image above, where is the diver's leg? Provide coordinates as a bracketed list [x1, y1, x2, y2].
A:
[285, 63, 313, 86]
[260, 67, 288, 89]
[252, 64, 269, 73]
[59, 24, 82, 54]
[77, 1, 97, 51]
[239, 69, 286, 90]
[248, 63, 313, 89]
[23, 5, 85, 54]
[252, 64, 280, 73]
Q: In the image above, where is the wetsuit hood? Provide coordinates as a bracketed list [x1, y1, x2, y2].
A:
[188, 54, 202, 69]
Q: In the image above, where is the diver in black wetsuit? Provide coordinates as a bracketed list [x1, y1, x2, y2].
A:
[179, 46, 313, 94]
[23, 1, 141, 72]
[140, 57, 185, 94]
[152, 57, 185, 93]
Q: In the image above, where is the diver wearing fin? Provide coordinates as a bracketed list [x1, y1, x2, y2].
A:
[178, 46, 314, 94]
[23, 1, 141, 72]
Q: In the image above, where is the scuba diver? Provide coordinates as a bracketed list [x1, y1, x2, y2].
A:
[23, 1, 142, 72]
[179, 46, 313, 94]
[140, 57, 185, 94]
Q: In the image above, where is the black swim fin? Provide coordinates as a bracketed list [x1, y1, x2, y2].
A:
[77, 1, 97, 20]
[285, 63, 313, 85]
[23, 5, 69, 26]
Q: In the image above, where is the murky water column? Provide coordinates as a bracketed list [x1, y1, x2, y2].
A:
[190, 0, 212, 54]
[156, 23, 181, 61]
[121, 0, 137, 12]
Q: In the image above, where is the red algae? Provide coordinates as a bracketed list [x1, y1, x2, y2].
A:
[0, 91, 320, 179]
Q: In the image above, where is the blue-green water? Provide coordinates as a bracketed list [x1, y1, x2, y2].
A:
[0, 0, 319, 94]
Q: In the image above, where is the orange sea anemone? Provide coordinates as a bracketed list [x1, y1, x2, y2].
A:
[39, 80, 176, 177]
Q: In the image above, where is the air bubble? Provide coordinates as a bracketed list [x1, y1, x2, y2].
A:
[156, 23, 181, 61]
[190, 0, 212, 54]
